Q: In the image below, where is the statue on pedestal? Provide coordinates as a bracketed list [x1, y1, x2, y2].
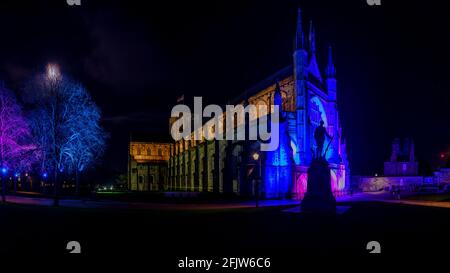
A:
[301, 120, 336, 213]
[314, 120, 332, 158]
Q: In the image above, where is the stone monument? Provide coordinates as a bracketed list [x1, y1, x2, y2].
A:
[301, 121, 336, 213]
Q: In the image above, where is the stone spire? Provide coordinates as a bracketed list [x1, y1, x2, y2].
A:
[309, 21, 316, 54]
[325, 46, 336, 78]
[306, 20, 322, 82]
[295, 7, 305, 50]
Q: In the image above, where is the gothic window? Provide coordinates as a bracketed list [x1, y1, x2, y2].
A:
[310, 97, 328, 127]
[146, 147, 152, 156]
[136, 145, 141, 155]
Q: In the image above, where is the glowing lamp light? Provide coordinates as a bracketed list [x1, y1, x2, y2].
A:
[14, 173, 20, 178]
[441, 153, 445, 159]
[252, 152, 260, 161]
[46, 63, 61, 81]
[1, 167, 7, 174]
[42, 172, 48, 178]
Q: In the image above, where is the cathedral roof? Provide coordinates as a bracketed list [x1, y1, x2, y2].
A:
[307, 55, 323, 83]
[232, 65, 293, 104]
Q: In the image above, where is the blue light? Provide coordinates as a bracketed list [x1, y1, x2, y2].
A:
[42, 172, 48, 178]
[14, 173, 20, 178]
[263, 120, 293, 198]
[1, 167, 7, 174]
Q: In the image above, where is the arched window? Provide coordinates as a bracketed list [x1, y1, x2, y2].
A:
[136, 145, 141, 155]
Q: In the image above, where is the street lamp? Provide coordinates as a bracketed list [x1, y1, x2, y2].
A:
[252, 152, 260, 161]
[1, 167, 7, 203]
[252, 152, 261, 208]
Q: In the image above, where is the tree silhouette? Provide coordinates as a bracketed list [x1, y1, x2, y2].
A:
[24, 65, 106, 204]
[0, 83, 38, 202]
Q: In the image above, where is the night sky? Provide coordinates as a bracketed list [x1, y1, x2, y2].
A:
[0, 0, 448, 176]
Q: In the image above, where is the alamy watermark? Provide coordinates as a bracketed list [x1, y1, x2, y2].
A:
[67, 0, 81, 6]
[170, 97, 280, 151]
[367, 0, 381, 6]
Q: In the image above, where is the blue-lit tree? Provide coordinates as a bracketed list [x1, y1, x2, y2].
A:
[24, 64, 107, 204]
[62, 89, 107, 195]
[0, 83, 39, 202]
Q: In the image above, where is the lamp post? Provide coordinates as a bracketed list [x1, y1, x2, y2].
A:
[1, 167, 7, 203]
[252, 152, 261, 208]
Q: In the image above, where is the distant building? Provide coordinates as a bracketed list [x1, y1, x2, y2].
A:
[128, 141, 170, 191]
[434, 168, 450, 184]
[384, 138, 418, 176]
[358, 138, 423, 192]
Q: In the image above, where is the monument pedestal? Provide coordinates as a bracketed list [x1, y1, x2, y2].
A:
[301, 158, 336, 214]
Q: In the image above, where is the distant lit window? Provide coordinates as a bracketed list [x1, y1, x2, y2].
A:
[158, 148, 162, 156]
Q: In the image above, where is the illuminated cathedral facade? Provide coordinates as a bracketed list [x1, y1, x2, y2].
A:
[135, 8, 350, 199]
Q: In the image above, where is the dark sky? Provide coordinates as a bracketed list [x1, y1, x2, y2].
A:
[0, 0, 448, 175]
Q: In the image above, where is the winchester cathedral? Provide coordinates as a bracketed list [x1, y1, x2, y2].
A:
[128, 8, 351, 199]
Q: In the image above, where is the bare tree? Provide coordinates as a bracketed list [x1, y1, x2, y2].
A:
[62, 84, 107, 195]
[24, 65, 106, 204]
[0, 83, 38, 202]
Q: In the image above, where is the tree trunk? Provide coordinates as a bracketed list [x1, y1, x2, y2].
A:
[1, 176, 5, 203]
[75, 169, 80, 196]
[53, 170, 59, 206]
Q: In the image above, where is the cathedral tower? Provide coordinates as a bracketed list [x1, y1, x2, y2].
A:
[294, 7, 308, 165]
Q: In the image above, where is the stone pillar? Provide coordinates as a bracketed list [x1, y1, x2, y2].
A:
[223, 141, 234, 193]
[239, 142, 250, 196]
[202, 141, 209, 192]
[176, 142, 180, 190]
[213, 140, 220, 193]
[170, 144, 175, 191]
[187, 140, 192, 191]
[181, 142, 185, 191]
[194, 142, 200, 191]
